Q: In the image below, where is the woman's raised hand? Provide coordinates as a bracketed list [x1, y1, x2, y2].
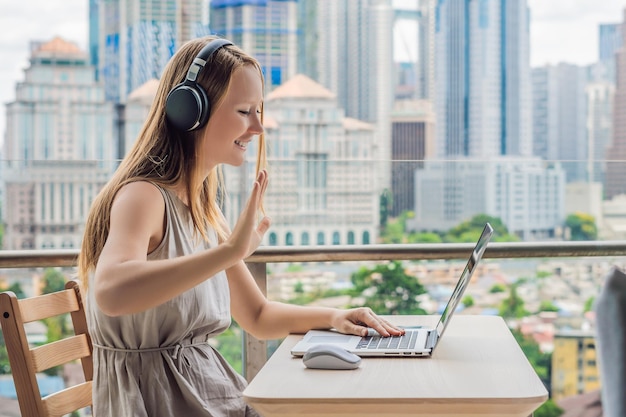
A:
[226, 169, 271, 260]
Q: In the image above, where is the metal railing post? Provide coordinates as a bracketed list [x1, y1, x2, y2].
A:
[242, 261, 268, 382]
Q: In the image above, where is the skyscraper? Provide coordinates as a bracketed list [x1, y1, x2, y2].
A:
[532, 64, 588, 182]
[315, 0, 394, 190]
[434, 0, 531, 158]
[209, 0, 298, 92]
[3, 38, 116, 250]
[605, 9, 626, 199]
[599, 23, 623, 62]
[390, 100, 435, 217]
[89, 0, 208, 103]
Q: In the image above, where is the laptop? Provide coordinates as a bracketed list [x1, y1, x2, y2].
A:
[291, 222, 494, 357]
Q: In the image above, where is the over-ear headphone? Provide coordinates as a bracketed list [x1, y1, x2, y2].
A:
[165, 38, 233, 132]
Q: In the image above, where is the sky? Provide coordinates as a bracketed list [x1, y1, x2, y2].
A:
[0, 0, 625, 142]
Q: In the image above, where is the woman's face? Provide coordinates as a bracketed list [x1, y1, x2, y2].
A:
[199, 64, 264, 172]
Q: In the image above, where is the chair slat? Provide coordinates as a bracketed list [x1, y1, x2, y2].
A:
[31, 334, 91, 372]
[19, 289, 79, 323]
[65, 280, 94, 380]
[0, 292, 45, 416]
[2, 281, 93, 417]
[42, 381, 92, 417]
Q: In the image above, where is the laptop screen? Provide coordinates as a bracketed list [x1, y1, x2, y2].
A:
[434, 223, 494, 344]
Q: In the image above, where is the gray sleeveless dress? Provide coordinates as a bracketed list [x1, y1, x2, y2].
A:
[85, 185, 260, 417]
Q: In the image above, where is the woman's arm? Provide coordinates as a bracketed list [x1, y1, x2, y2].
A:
[228, 260, 404, 340]
[94, 171, 270, 317]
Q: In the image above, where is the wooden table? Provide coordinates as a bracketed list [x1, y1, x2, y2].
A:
[243, 315, 548, 417]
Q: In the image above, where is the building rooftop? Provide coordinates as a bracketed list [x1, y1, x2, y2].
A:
[33, 36, 84, 57]
[266, 74, 335, 101]
[128, 79, 159, 103]
[557, 390, 603, 417]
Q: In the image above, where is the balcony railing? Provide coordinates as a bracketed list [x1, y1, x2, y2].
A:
[2, 240, 626, 380]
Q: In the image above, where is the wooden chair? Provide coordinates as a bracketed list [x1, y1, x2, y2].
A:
[0, 280, 93, 417]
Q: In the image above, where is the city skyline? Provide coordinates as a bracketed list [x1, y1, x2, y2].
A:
[1, 0, 624, 144]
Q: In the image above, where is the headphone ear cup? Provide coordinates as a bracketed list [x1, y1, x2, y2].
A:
[165, 83, 211, 131]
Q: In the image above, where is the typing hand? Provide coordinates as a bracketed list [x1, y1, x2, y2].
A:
[331, 307, 405, 338]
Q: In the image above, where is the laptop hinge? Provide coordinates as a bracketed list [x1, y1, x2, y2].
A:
[425, 330, 438, 349]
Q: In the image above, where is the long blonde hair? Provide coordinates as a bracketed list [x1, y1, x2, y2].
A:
[78, 36, 266, 288]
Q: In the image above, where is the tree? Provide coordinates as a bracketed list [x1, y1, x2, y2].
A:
[499, 284, 529, 318]
[511, 329, 552, 390]
[489, 283, 507, 293]
[564, 212, 597, 241]
[7, 282, 26, 299]
[534, 399, 563, 417]
[445, 214, 519, 242]
[0, 330, 10, 375]
[349, 261, 426, 315]
[213, 323, 243, 373]
[379, 189, 392, 229]
[538, 300, 559, 313]
[41, 268, 68, 294]
[462, 295, 474, 308]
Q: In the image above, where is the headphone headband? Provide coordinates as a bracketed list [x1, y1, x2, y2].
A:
[185, 38, 234, 83]
[165, 38, 234, 132]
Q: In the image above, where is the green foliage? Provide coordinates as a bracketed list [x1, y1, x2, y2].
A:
[538, 300, 559, 313]
[293, 281, 304, 295]
[445, 214, 519, 242]
[41, 268, 68, 294]
[40, 268, 72, 376]
[584, 296, 595, 313]
[489, 283, 507, 293]
[379, 189, 392, 228]
[407, 232, 442, 243]
[7, 282, 26, 299]
[213, 323, 243, 374]
[565, 212, 597, 241]
[381, 218, 405, 243]
[536, 271, 552, 279]
[380, 212, 521, 243]
[462, 295, 474, 308]
[286, 264, 304, 273]
[533, 399, 563, 417]
[511, 329, 552, 389]
[498, 284, 529, 318]
[0, 329, 10, 375]
[349, 261, 426, 315]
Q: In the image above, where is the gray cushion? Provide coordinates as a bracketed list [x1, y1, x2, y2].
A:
[595, 266, 626, 417]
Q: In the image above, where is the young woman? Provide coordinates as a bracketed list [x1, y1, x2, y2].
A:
[78, 36, 403, 416]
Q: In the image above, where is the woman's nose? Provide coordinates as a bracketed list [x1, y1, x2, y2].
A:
[250, 114, 264, 135]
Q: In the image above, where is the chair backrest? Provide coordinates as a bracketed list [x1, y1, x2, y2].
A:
[0, 280, 93, 417]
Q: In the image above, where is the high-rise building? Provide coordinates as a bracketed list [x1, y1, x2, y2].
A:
[89, 0, 209, 103]
[605, 9, 626, 199]
[209, 0, 298, 92]
[392, 0, 435, 101]
[532, 64, 588, 183]
[2, 37, 116, 250]
[315, 0, 394, 191]
[412, 158, 565, 238]
[599, 23, 623, 62]
[228, 74, 379, 246]
[587, 82, 614, 184]
[434, 0, 531, 158]
[390, 100, 435, 217]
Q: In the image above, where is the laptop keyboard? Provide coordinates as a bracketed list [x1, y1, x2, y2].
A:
[356, 330, 419, 350]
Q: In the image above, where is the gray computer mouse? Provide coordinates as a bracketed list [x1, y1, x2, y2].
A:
[302, 344, 362, 370]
